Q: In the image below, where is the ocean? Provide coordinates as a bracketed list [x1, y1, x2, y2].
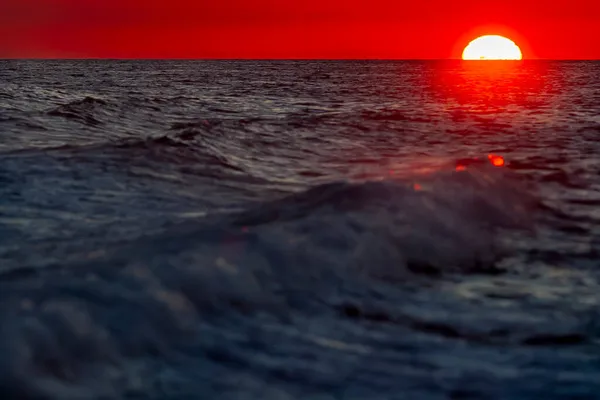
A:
[0, 60, 599, 399]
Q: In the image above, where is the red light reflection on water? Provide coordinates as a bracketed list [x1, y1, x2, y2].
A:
[488, 154, 505, 167]
[423, 61, 559, 127]
[454, 154, 505, 172]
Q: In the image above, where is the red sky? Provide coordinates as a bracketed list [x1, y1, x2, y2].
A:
[1, 0, 599, 59]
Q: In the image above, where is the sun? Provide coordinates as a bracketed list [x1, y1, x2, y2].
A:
[462, 35, 522, 60]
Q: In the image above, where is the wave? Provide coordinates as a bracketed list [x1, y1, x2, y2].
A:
[46, 97, 110, 126]
[0, 131, 280, 196]
[0, 158, 541, 399]
[231, 162, 535, 271]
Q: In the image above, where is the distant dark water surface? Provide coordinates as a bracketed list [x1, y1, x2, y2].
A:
[1, 60, 600, 399]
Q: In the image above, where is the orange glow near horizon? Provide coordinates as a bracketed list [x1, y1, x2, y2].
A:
[462, 35, 523, 60]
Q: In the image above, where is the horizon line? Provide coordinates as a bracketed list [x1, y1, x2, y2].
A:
[1, 57, 599, 62]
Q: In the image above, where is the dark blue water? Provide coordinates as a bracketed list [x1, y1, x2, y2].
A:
[1, 60, 600, 399]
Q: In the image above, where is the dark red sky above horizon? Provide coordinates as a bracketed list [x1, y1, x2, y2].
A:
[2, 0, 599, 59]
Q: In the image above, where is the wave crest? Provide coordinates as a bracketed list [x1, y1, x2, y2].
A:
[47, 97, 110, 126]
